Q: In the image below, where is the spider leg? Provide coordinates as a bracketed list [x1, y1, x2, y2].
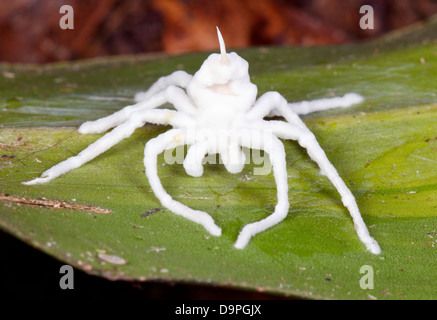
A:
[144, 129, 222, 236]
[23, 109, 191, 185]
[234, 130, 289, 249]
[220, 135, 246, 174]
[271, 93, 364, 116]
[183, 141, 209, 177]
[79, 85, 196, 134]
[134, 70, 193, 102]
[246, 91, 363, 120]
[259, 120, 381, 254]
[246, 92, 305, 128]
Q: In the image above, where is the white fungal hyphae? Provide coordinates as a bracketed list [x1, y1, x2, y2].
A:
[23, 27, 381, 254]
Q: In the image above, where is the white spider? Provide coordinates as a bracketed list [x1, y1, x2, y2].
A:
[23, 28, 381, 254]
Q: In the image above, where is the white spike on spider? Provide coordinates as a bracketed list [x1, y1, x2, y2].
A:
[23, 27, 381, 255]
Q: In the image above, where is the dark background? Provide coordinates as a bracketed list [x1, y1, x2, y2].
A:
[1, 0, 437, 300]
[1, 0, 437, 63]
[0, 229, 288, 299]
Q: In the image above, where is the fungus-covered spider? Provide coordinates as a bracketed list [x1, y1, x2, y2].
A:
[24, 28, 381, 254]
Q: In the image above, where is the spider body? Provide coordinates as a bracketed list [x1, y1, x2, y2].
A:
[24, 28, 381, 254]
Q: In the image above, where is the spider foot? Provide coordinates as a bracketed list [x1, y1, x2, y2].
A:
[22, 163, 69, 186]
[233, 226, 254, 249]
[205, 223, 222, 237]
[360, 233, 381, 255]
[134, 91, 150, 103]
[78, 121, 104, 134]
[183, 162, 204, 177]
[22, 174, 53, 185]
[234, 237, 249, 250]
[340, 93, 364, 107]
[191, 209, 222, 236]
[367, 240, 381, 255]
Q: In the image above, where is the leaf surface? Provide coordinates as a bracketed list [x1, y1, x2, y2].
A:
[1, 17, 437, 299]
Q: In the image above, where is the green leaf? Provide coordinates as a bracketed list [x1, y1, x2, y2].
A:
[1, 17, 437, 299]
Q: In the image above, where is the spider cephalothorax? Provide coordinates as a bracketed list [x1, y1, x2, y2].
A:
[24, 28, 381, 254]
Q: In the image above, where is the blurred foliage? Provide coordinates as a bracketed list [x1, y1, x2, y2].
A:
[1, 0, 437, 63]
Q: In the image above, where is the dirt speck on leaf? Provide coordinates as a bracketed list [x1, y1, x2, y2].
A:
[0, 193, 112, 214]
[97, 253, 127, 265]
[141, 207, 163, 217]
